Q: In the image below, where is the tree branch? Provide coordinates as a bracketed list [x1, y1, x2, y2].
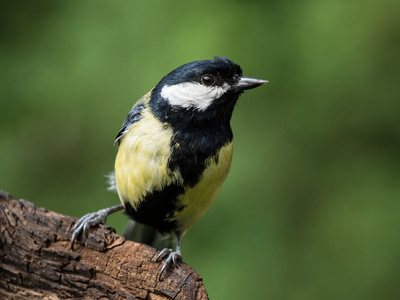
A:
[0, 191, 208, 299]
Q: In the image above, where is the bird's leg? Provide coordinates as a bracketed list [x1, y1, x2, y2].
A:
[70, 204, 124, 249]
[156, 232, 183, 276]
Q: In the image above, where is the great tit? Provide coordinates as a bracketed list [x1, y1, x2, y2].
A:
[71, 57, 267, 274]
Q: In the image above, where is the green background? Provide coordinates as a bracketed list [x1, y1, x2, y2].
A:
[1, 1, 400, 299]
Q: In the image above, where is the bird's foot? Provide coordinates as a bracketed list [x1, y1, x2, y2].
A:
[70, 208, 110, 249]
[70, 204, 124, 249]
[156, 248, 182, 276]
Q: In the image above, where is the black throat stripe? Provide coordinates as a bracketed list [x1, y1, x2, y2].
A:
[168, 127, 231, 187]
[150, 90, 236, 187]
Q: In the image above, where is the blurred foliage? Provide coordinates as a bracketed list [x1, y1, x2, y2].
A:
[1, 0, 400, 299]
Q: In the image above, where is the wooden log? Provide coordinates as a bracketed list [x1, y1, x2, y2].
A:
[0, 191, 208, 299]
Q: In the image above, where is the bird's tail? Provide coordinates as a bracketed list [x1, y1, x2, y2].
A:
[122, 221, 174, 250]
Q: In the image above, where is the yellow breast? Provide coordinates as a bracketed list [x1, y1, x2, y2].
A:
[115, 107, 233, 234]
[115, 109, 182, 208]
[173, 142, 233, 233]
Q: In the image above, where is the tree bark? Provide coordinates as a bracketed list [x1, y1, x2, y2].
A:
[0, 191, 208, 300]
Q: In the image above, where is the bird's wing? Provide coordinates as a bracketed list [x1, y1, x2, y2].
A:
[114, 91, 151, 145]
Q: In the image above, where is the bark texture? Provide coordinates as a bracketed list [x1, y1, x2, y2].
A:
[0, 191, 208, 299]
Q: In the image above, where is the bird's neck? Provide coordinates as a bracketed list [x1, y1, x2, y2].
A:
[150, 92, 238, 135]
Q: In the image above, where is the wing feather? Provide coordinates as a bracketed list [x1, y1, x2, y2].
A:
[114, 91, 152, 145]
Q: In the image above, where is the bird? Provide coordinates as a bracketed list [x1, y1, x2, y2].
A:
[70, 57, 267, 275]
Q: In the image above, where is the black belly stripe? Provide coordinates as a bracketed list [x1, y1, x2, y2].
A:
[124, 184, 185, 234]
[168, 129, 232, 187]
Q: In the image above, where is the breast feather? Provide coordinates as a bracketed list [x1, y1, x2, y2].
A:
[115, 110, 181, 209]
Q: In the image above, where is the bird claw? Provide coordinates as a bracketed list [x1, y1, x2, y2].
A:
[156, 248, 182, 276]
[70, 209, 109, 249]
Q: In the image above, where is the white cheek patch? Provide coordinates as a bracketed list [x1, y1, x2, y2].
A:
[160, 82, 230, 111]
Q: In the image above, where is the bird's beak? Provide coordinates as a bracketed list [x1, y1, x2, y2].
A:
[233, 77, 268, 91]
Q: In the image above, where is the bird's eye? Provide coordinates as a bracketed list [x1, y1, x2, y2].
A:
[232, 75, 239, 83]
[201, 74, 215, 86]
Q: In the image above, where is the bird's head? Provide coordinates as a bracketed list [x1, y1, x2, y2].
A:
[150, 57, 267, 125]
